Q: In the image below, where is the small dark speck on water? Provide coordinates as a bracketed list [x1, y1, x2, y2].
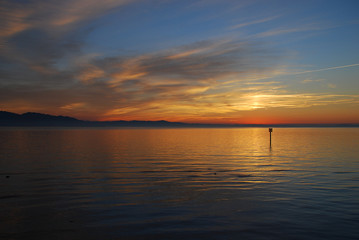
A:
[5, 175, 10, 178]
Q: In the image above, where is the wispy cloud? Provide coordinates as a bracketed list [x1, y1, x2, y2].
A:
[291, 63, 359, 75]
[301, 79, 324, 83]
[230, 15, 280, 30]
[255, 24, 324, 38]
[327, 83, 337, 89]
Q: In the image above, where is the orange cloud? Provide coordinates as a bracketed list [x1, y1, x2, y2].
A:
[77, 67, 106, 83]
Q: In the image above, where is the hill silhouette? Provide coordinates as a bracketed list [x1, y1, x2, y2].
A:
[0, 111, 358, 128]
[0, 111, 82, 126]
[0, 111, 189, 127]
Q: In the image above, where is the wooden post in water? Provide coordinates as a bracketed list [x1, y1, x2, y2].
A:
[269, 128, 273, 147]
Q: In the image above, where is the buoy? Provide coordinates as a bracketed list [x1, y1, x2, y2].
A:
[269, 128, 273, 146]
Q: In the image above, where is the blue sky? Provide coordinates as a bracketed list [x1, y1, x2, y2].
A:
[1, 0, 359, 123]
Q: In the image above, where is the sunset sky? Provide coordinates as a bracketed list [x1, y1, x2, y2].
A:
[1, 0, 359, 124]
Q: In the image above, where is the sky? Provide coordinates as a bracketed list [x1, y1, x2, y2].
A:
[0, 0, 359, 124]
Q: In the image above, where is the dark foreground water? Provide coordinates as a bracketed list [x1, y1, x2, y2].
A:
[1, 128, 359, 240]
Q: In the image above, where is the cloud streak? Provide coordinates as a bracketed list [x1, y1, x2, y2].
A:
[291, 63, 359, 75]
[230, 15, 280, 30]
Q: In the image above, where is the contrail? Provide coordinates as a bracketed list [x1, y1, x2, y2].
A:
[291, 63, 359, 75]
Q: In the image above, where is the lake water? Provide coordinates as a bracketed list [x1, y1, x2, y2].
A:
[1, 128, 359, 239]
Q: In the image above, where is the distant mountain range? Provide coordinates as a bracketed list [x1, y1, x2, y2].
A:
[0, 111, 358, 128]
[0, 111, 188, 127]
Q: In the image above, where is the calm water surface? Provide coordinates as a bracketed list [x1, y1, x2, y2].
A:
[1, 128, 359, 239]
